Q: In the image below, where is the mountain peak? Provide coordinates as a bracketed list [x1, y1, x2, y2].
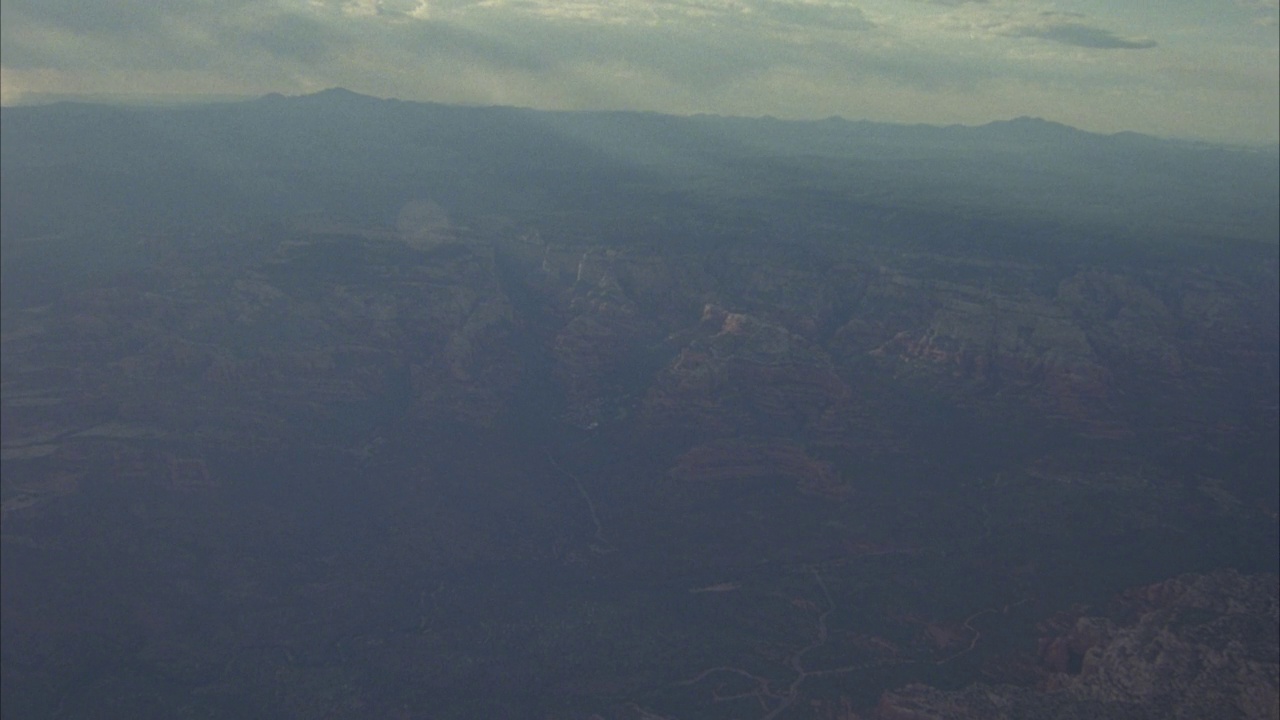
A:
[981, 116, 1078, 134]
[311, 87, 377, 101]
[256, 88, 383, 105]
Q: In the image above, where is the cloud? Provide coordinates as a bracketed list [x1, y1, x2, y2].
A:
[237, 12, 342, 63]
[1, 0, 329, 71]
[742, 1, 873, 31]
[0, 0, 1275, 143]
[994, 13, 1156, 50]
[1237, 0, 1280, 25]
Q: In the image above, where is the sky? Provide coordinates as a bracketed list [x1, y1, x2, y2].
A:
[1, 0, 1277, 145]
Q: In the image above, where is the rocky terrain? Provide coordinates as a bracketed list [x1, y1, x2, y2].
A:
[9, 223, 1275, 473]
[4, 220, 1276, 719]
[2, 93, 1277, 719]
[873, 570, 1279, 720]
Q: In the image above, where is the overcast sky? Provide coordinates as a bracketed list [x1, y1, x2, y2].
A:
[2, 0, 1277, 144]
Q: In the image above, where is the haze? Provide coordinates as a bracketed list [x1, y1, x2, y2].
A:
[2, 4, 1279, 718]
[2, 0, 1278, 145]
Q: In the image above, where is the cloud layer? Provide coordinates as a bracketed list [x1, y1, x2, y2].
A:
[987, 12, 1157, 49]
[1, 0, 1277, 144]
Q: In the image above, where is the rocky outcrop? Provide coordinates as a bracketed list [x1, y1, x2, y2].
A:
[873, 570, 1280, 720]
[839, 263, 1120, 436]
[641, 304, 849, 440]
[548, 249, 663, 430]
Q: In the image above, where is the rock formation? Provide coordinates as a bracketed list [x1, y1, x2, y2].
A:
[874, 571, 1280, 720]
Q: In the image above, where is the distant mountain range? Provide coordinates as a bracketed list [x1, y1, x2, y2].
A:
[3, 89, 1276, 252]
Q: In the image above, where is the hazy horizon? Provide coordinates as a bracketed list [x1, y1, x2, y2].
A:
[4, 86, 1279, 151]
[2, 0, 1277, 146]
